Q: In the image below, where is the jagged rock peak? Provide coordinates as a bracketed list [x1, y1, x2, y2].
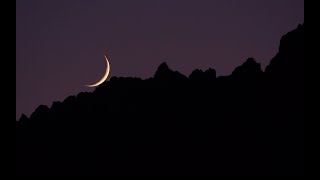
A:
[231, 58, 263, 77]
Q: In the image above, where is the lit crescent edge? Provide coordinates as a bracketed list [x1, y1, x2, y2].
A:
[86, 55, 110, 87]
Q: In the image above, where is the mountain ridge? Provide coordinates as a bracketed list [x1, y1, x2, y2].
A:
[16, 23, 304, 176]
[18, 23, 304, 120]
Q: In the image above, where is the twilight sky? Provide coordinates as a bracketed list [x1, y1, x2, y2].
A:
[16, 0, 304, 118]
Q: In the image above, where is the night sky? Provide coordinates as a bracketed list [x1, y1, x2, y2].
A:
[16, 0, 304, 118]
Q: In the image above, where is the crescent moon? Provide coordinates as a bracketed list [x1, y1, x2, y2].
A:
[86, 55, 110, 87]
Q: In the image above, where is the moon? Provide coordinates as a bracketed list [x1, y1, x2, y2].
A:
[86, 55, 110, 87]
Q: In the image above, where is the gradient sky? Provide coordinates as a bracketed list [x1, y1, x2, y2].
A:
[16, 0, 304, 118]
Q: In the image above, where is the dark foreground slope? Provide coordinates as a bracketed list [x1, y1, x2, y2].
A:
[16, 24, 304, 176]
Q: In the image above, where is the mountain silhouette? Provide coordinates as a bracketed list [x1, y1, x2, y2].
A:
[154, 62, 188, 81]
[16, 24, 304, 176]
[189, 68, 216, 82]
[231, 58, 263, 79]
[265, 23, 304, 80]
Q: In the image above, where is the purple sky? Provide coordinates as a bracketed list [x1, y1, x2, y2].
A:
[16, 0, 304, 118]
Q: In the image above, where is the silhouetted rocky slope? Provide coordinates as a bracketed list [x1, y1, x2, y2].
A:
[189, 68, 216, 82]
[154, 62, 188, 81]
[16, 24, 304, 176]
[265, 23, 304, 81]
[231, 58, 263, 79]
